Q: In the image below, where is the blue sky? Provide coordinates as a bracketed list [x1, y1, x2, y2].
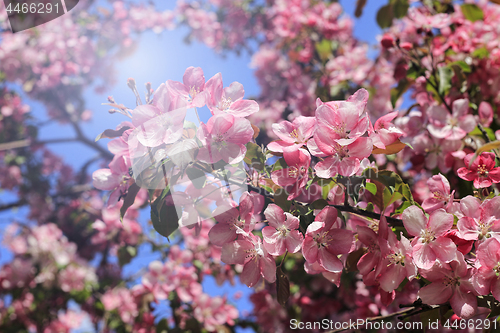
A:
[0, 0, 382, 331]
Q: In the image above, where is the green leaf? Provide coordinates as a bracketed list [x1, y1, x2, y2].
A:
[95, 126, 130, 141]
[383, 188, 403, 208]
[376, 4, 394, 29]
[438, 65, 454, 95]
[244, 142, 265, 170]
[394, 200, 412, 215]
[365, 182, 377, 196]
[276, 267, 290, 306]
[469, 125, 496, 141]
[120, 183, 141, 222]
[448, 60, 471, 73]
[186, 166, 206, 189]
[472, 47, 489, 59]
[151, 199, 180, 240]
[315, 39, 332, 62]
[461, 3, 484, 22]
[391, 0, 409, 18]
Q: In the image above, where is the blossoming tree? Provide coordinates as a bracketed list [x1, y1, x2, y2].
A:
[2, 0, 500, 332]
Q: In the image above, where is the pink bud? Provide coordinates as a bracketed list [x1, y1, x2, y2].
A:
[400, 42, 413, 50]
[381, 34, 394, 48]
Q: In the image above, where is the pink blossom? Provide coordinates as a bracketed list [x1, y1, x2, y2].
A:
[408, 8, 451, 30]
[457, 152, 500, 188]
[478, 101, 493, 127]
[261, 204, 303, 256]
[418, 253, 477, 319]
[205, 73, 259, 117]
[141, 261, 175, 300]
[131, 83, 188, 147]
[197, 114, 253, 164]
[221, 234, 276, 287]
[209, 192, 256, 246]
[102, 287, 138, 324]
[369, 111, 404, 149]
[173, 266, 203, 303]
[315, 89, 370, 147]
[314, 137, 372, 177]
[166, 66, 209, 108]
[427, 99, 476, 140]
[474, 238, 500, 301]
[378, 232, 417, 292]
[271, 148, 311, 200]
[302, 206, 354, 273]
[457, 195, 500, 242]
[402, 206, 456, 269]
[92, 155, 133, 207]
[192, 293, 239, 331]
[412, 133, 462, 173]
[267, 116, 316, 153]
[421, 174, 455, 213]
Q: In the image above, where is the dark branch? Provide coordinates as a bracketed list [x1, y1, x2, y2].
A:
[244, 184, 404, 226]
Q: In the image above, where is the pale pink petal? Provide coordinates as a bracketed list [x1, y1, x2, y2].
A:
[228, 100, 259, 117]
[295, 116, 316, 140]
[431, 237, 457, 263]
[412, 242, 436, 269]
[327, 229, 354, 254]
[224, 82, 245, 101]
[402, 205, 426, 236]
[285, 230, 303, 253]
[183, 67, 205, 91]
[428, 209, 453, 236]
[418, 283, 453, 304]
[450, 291, 477, 319]
[262, 226, 280, 244]
[221, 240, 254, 265]
[272, 121, 296, 143]
[260, 255, 277, 283]
[283, 213, 299, 230]
[208, 223, 237, 246]
[302, 237, 319, 263]
[318, 249, 343, 273]
[460, 196, 481, 219]
[457, 217, 479, 241]
[92, 169, 121, 190]
[240, 260, 260, 287]
[379, 264, 405, 292]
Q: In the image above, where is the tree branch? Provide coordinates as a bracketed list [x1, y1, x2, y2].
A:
[325, 302, 441, 333]
[0, 184, 93, 213]
[0, 138, 78, 151]
[244, 184, 404, 226]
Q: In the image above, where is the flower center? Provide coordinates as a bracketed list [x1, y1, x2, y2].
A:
[478, 222, 491, 239]
[189, 86, 200, 99]
[420, 228, 435, 243]
[290, 128, 300, 141]
[443, 275, 460, 287]
[313, 231, 332, 248]
[288, 166, 298, 178]
[477, 164, 489, 177]
[388, 251, 405, 266]
[493, 263, 500, 276]
[220, 97, 232, 110]
[278, 226, 289, 237]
